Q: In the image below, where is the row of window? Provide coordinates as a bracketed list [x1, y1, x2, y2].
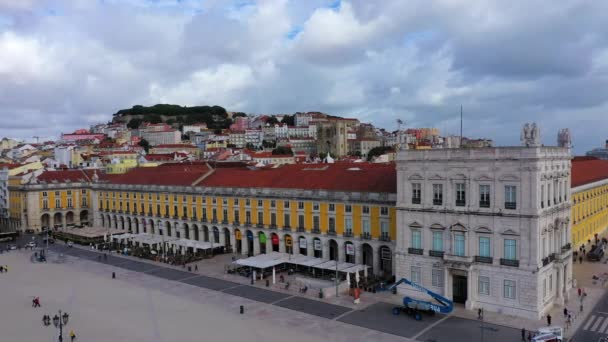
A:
[98, 193, 389, 216]
[410, 230, 518, 260]
[42, 198, 87, 209]
[42, 190, 87, 197]
[100, 202, 391, 236]
[411, 183, 517, 209]
[410, 269, 517, 300]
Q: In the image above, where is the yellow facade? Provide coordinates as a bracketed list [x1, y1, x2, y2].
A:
[106, 159, 138, 174]
[572, 183, 608, 247]
[97, 191, 395, 239]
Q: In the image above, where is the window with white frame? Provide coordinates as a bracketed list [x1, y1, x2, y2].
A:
[433, 184, 443, 205]
[503, 280, 516, 299]
[329, 203, 335, 212]
[345, 204, 352, 213]
[411, 266, 421, 283]
[313, 202, 319, 211]
[432, 231, 443, 251]
[313, 216, 320, 230]
[454, 232, 465, 256]
[411, 229, 422, 249]
[362, 206, 370, 214]
[479, 236, 491, 257]
[345, 217, 353, 235]
[541, 184, 545, 208]
[412, 183, 421, 204]
[505, 185, 517, 209]
[478, 276, 490, 295]
[432, 269, 444, 287]
[504, 239, 517, 260]
[362, 218, 370, 235]
[380, 221, 389, 238]
[257, 199, 263, 207]
[456, 183, 466, 206]
[380, 207, 388, 215]
[284, 201, 289, 208]
[298, 201, 304, 209]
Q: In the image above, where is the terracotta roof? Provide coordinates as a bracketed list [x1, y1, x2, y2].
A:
[106, 163, 211, 186]
[572, 157, 608, 187]
[37, 169, 95, 183]
[198, 163, 396, 193]
[144, 153, 175, 161]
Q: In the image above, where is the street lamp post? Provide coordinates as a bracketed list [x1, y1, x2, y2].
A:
[43, 310, 69, 341]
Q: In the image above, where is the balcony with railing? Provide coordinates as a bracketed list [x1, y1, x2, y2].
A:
[433, 199, 443, 205]
[455, 200, 466, 207]
[444, 253, 473, 264]
[312, 228, 321, 234]
[222, 219, 229, 224]
[232, 220, 239, 226]
[244, 221, 252, 227]
[500, 258, 520, 267]
[269, 224, 277, 229]
[474, 256, 493, 264]
[256, 223, 264, 228]
[327, 230, 337, 236]
[429, 250, 444, 258]
[343, 231, 353, 238]
[561, 243, 571, 253]
[505, 202, 517, 210]
[379, 232, 390, 241]
[412, 198, 421, 204]
[201, 216, 208, 222]
[361, 232, 372, 240]
[408, 247, 423, 255]
[297, 227, 306, 232]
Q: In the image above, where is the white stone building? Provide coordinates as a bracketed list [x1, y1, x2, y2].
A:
[395, 128, 572, 319]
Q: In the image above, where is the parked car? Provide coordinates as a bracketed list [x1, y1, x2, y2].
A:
[26, 241, 37, 248]
[8, 244, 17, 250]
[25, 229, 35, 234]
[67, 241, 73, 247]
[42, 237, 55, 244]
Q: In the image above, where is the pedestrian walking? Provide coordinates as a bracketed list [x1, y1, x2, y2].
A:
[521, 328, 526, 341]
[567, 314, 572, 328]
[69, 329, 76, 341]
[194, 264, 198, 271]
[578, 288, 582, 297]
[478, 307, 483, 320]
[527, 331, 532, 341]
[579, 256, 583, 264]
[547, 314, 551, 326]
[563, 307, 568, 319]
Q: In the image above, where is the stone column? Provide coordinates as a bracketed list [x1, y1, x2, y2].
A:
[322, 239, 329, 260]
[372, 246, 380, 275]
[253, 235, 260, 255]
[242, 236, 249, 256]
[307, 237, 314, 256]
[279, 233, 286, 253]
[266, 239, 272, 254]
[356, 245, 363, 265]
[338, 240, 345, 262]
[219, 230, 226, 246]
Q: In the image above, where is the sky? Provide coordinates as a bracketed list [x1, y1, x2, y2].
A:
[1, 0, 607, 154]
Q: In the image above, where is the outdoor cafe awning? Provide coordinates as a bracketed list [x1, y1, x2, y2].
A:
[169, 239, 224, 250]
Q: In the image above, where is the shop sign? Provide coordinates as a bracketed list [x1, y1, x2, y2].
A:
[299, 237, 307, 249]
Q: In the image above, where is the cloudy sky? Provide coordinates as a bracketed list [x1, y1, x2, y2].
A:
[1, 0, 607, 153]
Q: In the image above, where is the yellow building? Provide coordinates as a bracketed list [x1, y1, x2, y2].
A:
[571, 158, 608, 247]
[12, 162, 398, 276]
[106, 158, 138, 174]
[9, 169, 94, 230]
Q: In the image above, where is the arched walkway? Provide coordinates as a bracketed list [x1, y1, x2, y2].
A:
[134, 218, 139, 234]
[41, 214, 50, 228]
[379, 245, 392, 276]
[165, 221, 171, 236]
[328, 239, 338, 261]
[313, 237, 322, 258]
[223, 228, 231, 247]
[284, 234, 293, 254]
[174, 222, 180, 238]
[119, 216, 125, 230]
[203, 226, 209, 242]
[53, 212, 62, 228]
[246, 230, 254, 256]
[148, 219, 154, 234]
[234, 229, 242, 254]
[184, 223, 190, 240]
[80, 210, 88, 226]
[344, 241, 355, 263]
[271, 233, 279, 252]
[362, 243, 374, 274]
[192, 224, 199, 241]
[213, 227, 220, 243]
[259, 232, 267, 254]
[66, 211, 74, 225]
[127, 217, 132, 232]
[298, 236, 307, 255]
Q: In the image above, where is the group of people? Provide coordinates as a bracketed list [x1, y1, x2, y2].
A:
[32, 297, 41, 308]
[0, 265, 8, 273]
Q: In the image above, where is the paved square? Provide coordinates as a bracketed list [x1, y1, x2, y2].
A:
[338, 302, 443, 338]
[223, 285, 291, 303]
[116, 261, 160, 273]
[179, 275, 241, 291]
[144, 267, 194, 281]
[274, 296, 352, 319]
[417, 316, 520, 342]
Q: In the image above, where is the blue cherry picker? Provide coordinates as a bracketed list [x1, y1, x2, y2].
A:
[384, 278, 453, 321]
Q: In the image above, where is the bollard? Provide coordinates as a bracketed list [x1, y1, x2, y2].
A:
[240, 305, 244, 314]
[266, 279, 270, 287]
[112, 272, 116, 279]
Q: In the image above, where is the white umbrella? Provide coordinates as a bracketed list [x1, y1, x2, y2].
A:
[272, 267, 276, 284]
[363, 265, 368, 278]
[347, 272, 351, 287]
[355, 270, 360, 285]
[103, 233, 107, 242]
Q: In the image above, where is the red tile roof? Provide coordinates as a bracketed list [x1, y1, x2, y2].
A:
[105, 163, 211, 186]
[154, 144, 197, 148]
[37, 169, 95, 183]
[144, 153, 175, 161]
[198, 163, 396, 193]
[572, 157, 608, 187]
